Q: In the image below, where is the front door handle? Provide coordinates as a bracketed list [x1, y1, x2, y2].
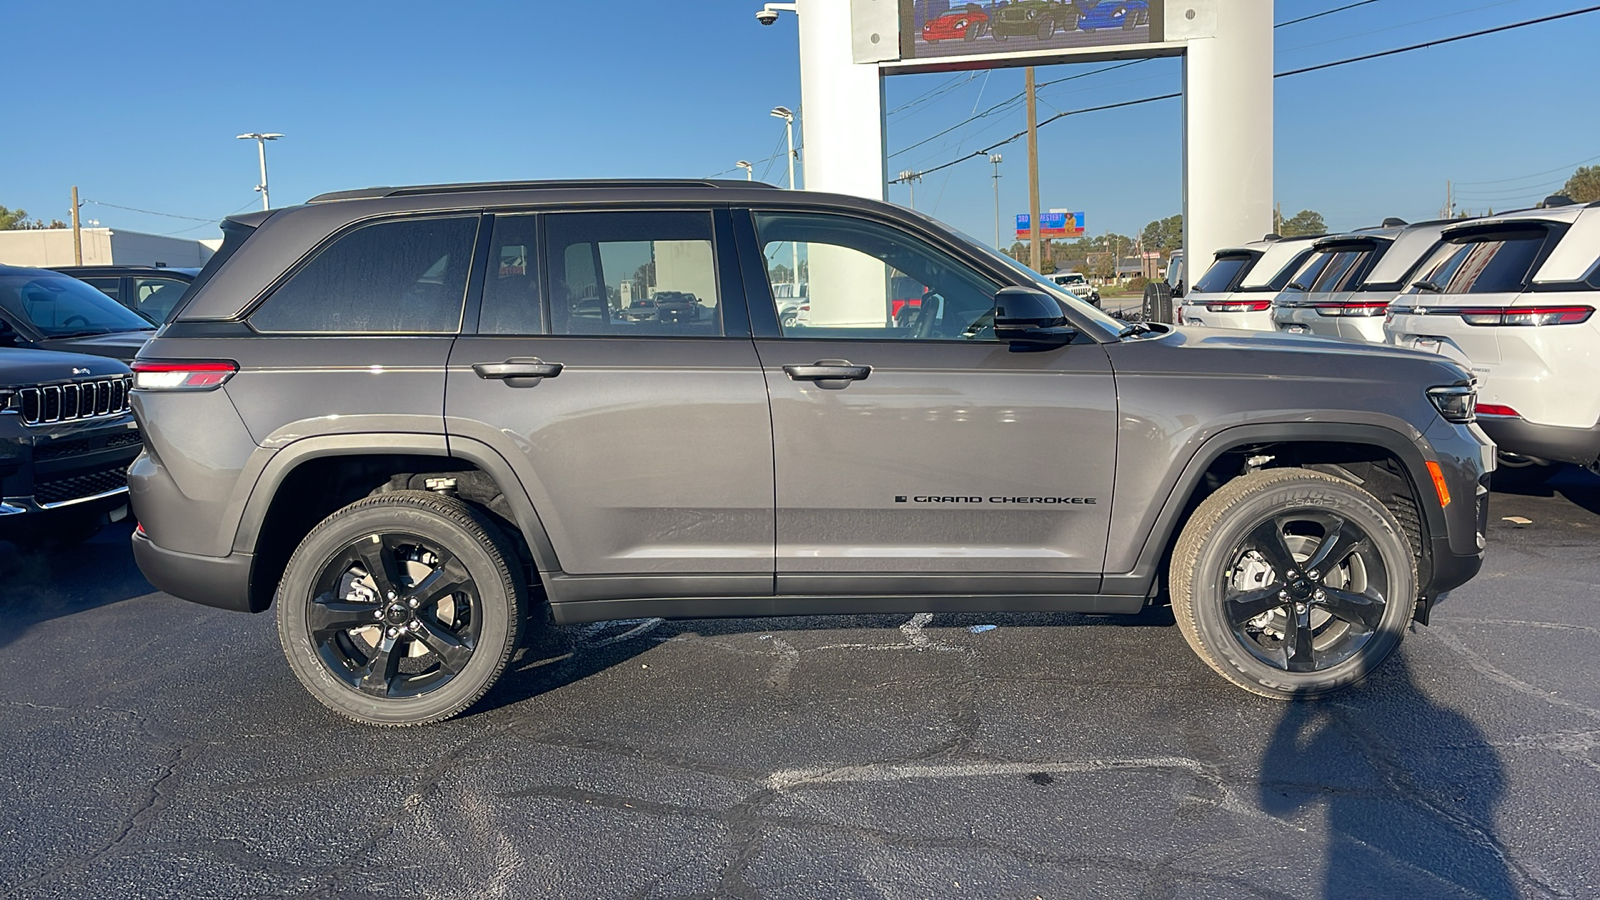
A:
[783, 360, 871, 382]
[472, 358, 563, 387]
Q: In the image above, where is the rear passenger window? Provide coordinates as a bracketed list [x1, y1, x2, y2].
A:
[543, 211, 721, 337]
[250, 216, 477, 334]
[1412, 230, 1548, 295]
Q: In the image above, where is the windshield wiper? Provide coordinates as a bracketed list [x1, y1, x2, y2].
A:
[1411, 280, 1444, 294]
[1117, 322, 1154, 339]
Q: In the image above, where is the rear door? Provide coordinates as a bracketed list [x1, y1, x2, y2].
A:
[444, 208, 774, 591]
[738, 208, 1117, 597]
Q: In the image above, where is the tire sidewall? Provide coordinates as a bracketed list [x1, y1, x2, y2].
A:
[1186, 477, 1416, 696]
[277, 502, 516, 726]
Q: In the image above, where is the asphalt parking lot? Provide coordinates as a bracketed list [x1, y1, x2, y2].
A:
[3, 470, 1598, 900]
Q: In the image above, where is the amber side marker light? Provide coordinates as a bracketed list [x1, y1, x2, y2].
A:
[1425, 461, 1452, 508]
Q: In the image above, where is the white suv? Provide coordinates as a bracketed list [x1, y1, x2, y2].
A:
[1177, 235, 1321, 330]
[1274, 220, 1455, 343]
[1385, 200, 1600, 478]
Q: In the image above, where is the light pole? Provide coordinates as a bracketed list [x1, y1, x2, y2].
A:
[771, 106, 800, 294]
[235, 132, 282, 210]
[736, 160, 754, 181]
[989, 153, 1004, 249]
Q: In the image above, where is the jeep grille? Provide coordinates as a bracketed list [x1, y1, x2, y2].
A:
[17, 377, 132, 426]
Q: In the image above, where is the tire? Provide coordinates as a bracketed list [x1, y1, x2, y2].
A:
[780, 311, 798, 330]
[276, 491, 527, 726]
[994, 29, 1008, 41]
[1143, 281, 1174, 324]
[1169, 468, 1416, 699]
[1061, 11, 1079, 30]
[1122, 5, 1137, 28]
[1038, 18, 1054, 39]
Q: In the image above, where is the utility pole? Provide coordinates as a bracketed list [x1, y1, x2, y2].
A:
[897, 170, 922, 210]
[1444, 180, 1454, 219]
[990, 153, 1003, 249]
[1026, 66, 1041, 271]
[70, 186, 82, 265]
[771, 107, 800, 295]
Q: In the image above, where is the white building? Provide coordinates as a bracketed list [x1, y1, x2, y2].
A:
[0, 227, 215, 268]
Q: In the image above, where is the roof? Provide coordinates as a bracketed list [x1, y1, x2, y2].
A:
[307, 179, 778, 203]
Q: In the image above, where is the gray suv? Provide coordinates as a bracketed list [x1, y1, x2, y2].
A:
[128, 180, 1493, 726]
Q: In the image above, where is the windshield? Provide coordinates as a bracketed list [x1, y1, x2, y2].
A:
[0, 271, 154, 337]
[966, 240, 1127, 339]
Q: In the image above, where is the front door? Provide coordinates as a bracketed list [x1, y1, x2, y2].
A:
[444, 209, 774, 595]
[740, 209, 1118, 595]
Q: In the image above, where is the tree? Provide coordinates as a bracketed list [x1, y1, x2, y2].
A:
[0, 205, 66, 230]
[1562, 166, 1600, 203]
[1276, 209, 1326, 238]
[1140, 215, 1182, 255]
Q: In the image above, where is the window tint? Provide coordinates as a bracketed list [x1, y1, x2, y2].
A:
[1308, 249, 1366, 292]
[1412, 230, 1548, 295]
[1192, 255, 1253, 294]
[250, 216, 477, 334]
[478, 215, 542, 334]
[1284, 251, 1334, 291]
[131, 276, 190, 323]
[752, 211, 1002, 341]
[80, 277, 121, 301]
[543, 211, 721, 337]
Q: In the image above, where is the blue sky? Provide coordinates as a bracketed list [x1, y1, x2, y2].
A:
[4, 0, 1598, 245]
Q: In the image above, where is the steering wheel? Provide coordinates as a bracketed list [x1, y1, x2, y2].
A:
[62, 314, 90, 328]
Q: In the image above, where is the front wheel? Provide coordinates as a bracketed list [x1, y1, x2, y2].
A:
[276, 491, 527, 726]
[1170, 468, 1416, 699]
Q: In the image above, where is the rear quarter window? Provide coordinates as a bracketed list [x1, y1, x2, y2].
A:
[250, 216, 478, 334]
[1193, 255, 1254, 294]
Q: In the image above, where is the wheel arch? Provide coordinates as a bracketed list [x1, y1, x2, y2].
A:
[234, 434, 561, 613]
[1105, 423, 1442, 603]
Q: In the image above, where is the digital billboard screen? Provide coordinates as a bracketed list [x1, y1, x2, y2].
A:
[1016, 211, 1085, 238]
[902, 1, 1160, 63]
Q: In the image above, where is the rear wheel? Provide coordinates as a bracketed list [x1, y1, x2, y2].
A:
[276, 491, 526, 726]
[1170, 468, 1415, 699]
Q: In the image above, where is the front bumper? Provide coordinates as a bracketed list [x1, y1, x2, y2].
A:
[1, 414, 141, 520]
[1477, 415, 1600, 467]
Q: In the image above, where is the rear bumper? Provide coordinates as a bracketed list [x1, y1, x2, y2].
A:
[131, 529, 260, 613]
[1476, 415, 1600, 466]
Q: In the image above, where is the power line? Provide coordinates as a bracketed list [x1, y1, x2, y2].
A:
[892, 5, 1600, 184]
[1275, 5, 1600, 77]
[156, 198, 261, 236]
[1276, 0, 1381, 28]
[83, 199, 219, 222]
[1453, 152, 1600, 186]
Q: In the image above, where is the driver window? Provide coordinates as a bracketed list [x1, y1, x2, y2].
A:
[752, 211, 1002, 341]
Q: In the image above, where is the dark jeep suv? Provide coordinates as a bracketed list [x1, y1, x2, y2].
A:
[128, 180, 1492, 726]
[2, 348, 139, 544]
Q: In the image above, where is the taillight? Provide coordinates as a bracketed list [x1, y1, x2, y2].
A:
[131, 360, 238, 392]
[1476, 403, 1519, 417]
[1204, 300, 1272, 313]
[1500, 306, 1594, 326]
[1312, 300, 1390, 317]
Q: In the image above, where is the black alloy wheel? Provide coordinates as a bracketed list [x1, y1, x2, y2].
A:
[1220, 511, 1388, 674]
[277, 491, 526, 726]
[1170, 468, 1415, 698]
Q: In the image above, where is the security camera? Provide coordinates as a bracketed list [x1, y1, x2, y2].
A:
[755, 8, 780, 25]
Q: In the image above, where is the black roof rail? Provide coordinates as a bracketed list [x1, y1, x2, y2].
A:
[308, 179, 778, 203]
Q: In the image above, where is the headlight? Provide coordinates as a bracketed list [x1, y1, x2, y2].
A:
[1427, 384, 1476, 424]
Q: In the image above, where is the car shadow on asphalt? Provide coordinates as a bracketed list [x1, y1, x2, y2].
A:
[0, 522, 154, 651]
[1492, 464, 1600, 517]
[470, 606, 1179, 719]
[1260, 653, 1514, 898]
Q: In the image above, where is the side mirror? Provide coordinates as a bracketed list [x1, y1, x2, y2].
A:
[993, 287, 1075, 349]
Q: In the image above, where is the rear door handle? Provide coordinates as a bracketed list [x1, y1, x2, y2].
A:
[782, 360, 871, 382]
[472, 358, 563, 386]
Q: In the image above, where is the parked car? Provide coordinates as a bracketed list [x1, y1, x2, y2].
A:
[1274, 220, 1455, 343]
[620, 298, 658, 322]
[1050, 271, 1100, 306]
[50, 265, 199, 325]
[1385, 199, 1600, 483]
[129, 179, 1489, 725]
[991, 0, 1072, 40]
[922, 3, 989, 41]
[0, 265, 157, 362]
[652, 291, 703, 323]
[1176, 235, 1323, 331]
[1077, 0, 1151, 31]
[1, 347, 140, 545]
